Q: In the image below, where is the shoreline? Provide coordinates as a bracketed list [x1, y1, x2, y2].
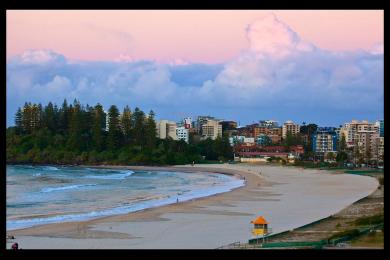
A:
[7, 165, 247, 231]
[7, 163, 378, 249]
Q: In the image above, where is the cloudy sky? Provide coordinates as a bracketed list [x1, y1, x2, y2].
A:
[6, 10, 383, 127]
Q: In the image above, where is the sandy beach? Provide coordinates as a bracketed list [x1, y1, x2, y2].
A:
[7, 163, 379, 249]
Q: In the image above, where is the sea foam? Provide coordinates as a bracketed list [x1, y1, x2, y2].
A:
[84, 170, 134, 180]
[40, 184, 97, 193]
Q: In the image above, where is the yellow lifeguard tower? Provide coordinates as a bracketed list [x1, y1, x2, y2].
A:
[251, 216, 270, 237]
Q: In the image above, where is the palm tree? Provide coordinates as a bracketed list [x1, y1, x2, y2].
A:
[326, 152, 335, 162]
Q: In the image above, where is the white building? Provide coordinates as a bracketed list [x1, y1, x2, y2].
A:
[176, 126, 189, 143]
[229, 136, 255, 146]
[259, 120, 279, 128]
[282, 120, 300, 139]
[156, 120, 178, 140]
[104, 110, 109, 131]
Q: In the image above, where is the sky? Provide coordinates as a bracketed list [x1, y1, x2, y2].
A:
[6, 10, 384, 127]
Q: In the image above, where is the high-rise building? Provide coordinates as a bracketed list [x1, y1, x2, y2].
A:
[340, 120, 379, 147]
[354, 130, 379, 161]
[176, 126, 189, 143]
[282, 120, 300, 138]
[312, 127, 338, 156]
[375, 120, 384, 137]
[196, 116, 216, 134]
[183, 117, 192, 129]
[376, 137, 384, 162]
[156, 120, 178, 140]
[221, 121, 238, 132]
[201, 119, 222, 140]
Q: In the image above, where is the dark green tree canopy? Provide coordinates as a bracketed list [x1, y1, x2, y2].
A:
[8, 101, 235, 165]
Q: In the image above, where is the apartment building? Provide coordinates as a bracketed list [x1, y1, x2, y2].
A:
[176, 126, 189, 143]
[156, 120, 178, 140]
[201, 119, 222, 140]
[282, 120, 300, 138]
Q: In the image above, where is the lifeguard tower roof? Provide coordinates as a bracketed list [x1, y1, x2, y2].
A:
[251, 216, 268, 224]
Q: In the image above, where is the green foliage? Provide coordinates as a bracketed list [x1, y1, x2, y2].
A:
[107, 105, 122, 151]
[300, 123, 317, 152]
[336, 151, 348, 163]
[15, 108, 23, 134]
[329, 229, 360, 240]
[353, 214, 383, 226]
[282, 132, 303, 149]
[8, 100, 232, 166]
[121, 105, 132, 145]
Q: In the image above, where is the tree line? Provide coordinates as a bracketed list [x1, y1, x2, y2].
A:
[7, 99, 233, 165]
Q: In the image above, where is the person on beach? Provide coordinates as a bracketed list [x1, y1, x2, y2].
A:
[176, 198, 179, 203]
[11, 242, 18, 250]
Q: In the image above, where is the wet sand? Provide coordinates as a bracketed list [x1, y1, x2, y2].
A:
[7, 164, 378, 249]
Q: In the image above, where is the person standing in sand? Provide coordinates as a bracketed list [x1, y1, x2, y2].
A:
[11, 242, 19, 250]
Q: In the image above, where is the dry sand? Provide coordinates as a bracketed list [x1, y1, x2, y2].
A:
[7, 164, 379, 249]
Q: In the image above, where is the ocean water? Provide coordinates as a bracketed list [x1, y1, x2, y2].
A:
[6, 165, 244, 231]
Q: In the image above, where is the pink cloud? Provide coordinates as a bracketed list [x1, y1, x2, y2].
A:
[7, 10, 383, 63]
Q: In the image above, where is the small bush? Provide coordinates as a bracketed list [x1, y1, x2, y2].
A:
[329, 229, 360, 240]
[354, 214, 383, 226]
[378, 176, 384, 185]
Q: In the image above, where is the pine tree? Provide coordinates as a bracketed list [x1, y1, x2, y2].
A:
[336, 133, 348, 164]
[44, 102, 55, 131]
[30, 104, 40, 131]
[53, 104, 59, 130]
[81, 104, 94, 150]
[92, 103, 105, 151]
[132, 107, 145, 147]
[144, 110, 157, 149]
[121, 105, 132, 145]
[339, 133, 347, 152]
[15, 107, 23, 134]
[22, 102, 31, 133]
[66, 102, 83, 152]
[59, 99, 69, 134]
[37, 103, 44, 129]
[107, 105, 122, 150]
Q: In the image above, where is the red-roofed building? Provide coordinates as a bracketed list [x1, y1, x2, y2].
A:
[290, 145, 305, 155]
[238, 151, 289, 158]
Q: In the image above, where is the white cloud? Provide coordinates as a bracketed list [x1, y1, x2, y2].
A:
[370, 42, 384, 55]
[245, 13, 314, 59]
[166, 58, 190, 66]
[13, 49, 66, 65]
[115, 53, 134, 63]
